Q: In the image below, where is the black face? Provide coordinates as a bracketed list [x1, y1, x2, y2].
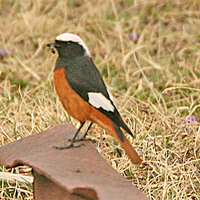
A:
[54, 40, 85, 59]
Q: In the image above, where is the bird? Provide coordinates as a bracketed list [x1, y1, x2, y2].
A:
[47, 33, 142, 164]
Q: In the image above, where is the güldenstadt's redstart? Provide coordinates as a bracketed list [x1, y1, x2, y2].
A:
[47, 33, 142, 164]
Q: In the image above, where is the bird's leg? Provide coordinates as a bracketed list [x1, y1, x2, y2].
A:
[54, 122, 93, 149]
[68, 122, 93, 142]
[54, 122, 85, 149]
[78, 122, 93, 139]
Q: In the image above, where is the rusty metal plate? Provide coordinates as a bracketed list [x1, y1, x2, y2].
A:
[0, 124, 148, 200]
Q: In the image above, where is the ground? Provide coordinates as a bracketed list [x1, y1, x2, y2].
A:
[0, 0, 200, 199]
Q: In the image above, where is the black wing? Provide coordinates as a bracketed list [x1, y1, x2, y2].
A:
[57, 56, 133, 136]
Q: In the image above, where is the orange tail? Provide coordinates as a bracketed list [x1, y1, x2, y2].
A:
[110, 121, 142, 164]
[90, 110, 142, 164]
[117, 134, 142, 164]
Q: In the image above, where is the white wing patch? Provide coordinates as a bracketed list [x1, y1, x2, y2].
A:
[88, 92, 114, 112]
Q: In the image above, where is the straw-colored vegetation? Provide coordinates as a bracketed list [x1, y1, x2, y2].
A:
[0, 0, 200, 199]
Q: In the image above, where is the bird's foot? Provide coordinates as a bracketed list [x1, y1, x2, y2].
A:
[53, 142, 84, 149]
[54, 137, 93, 150]
[68, 137, 92, 142]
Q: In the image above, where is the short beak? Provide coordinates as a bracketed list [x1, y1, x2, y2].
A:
[47, 42, 56, 54]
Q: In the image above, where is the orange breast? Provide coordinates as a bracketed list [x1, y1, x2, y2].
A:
[53, 67, 116, 137]
[54, 68, 92, 122]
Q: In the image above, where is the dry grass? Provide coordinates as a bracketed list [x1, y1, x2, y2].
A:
[0, 0, 200, 199]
